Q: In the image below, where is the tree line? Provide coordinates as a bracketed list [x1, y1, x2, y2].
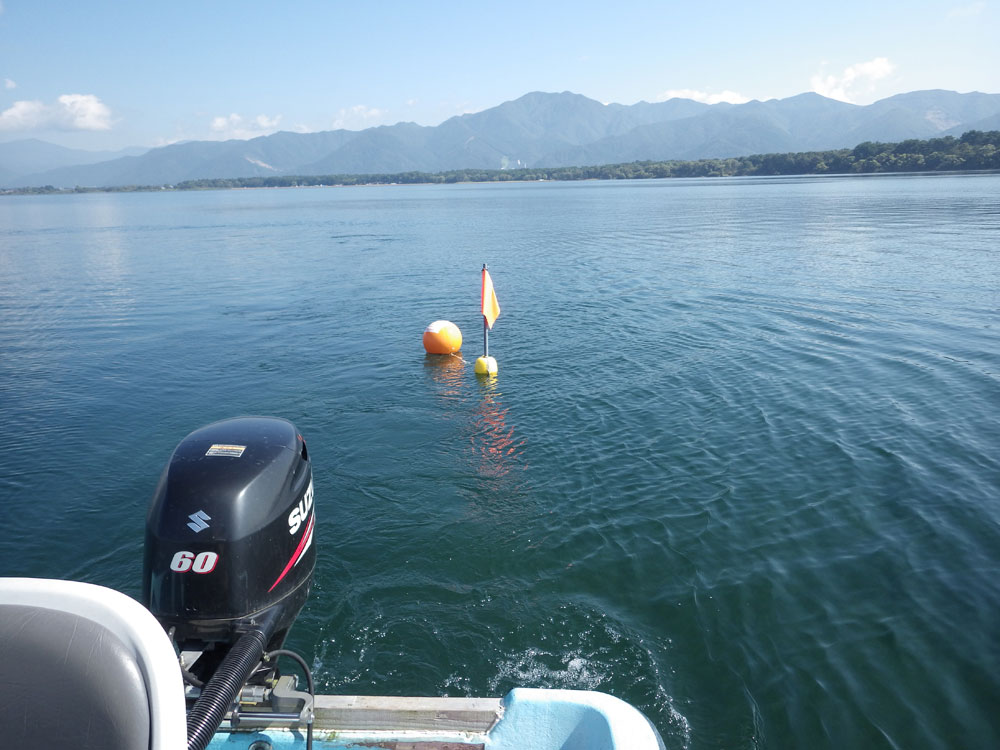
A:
[172, 130, 1000, 189]
[4, 130, 998, 195]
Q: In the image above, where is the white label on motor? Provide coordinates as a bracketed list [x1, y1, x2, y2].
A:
[170, 550, 218, 574]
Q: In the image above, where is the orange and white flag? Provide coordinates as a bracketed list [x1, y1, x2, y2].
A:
[481, 267, 501, 329]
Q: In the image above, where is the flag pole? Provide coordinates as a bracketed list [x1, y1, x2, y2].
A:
[475, 262, 499, 377]
[483, 263, 489, 358]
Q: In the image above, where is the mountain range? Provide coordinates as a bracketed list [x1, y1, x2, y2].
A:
[3, 89, 999, 189]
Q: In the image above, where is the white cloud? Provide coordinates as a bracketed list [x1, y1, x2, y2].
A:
[0, 100, 46, 130]
[332, 104, 387, 130]
[657, 89, 751, 105]
[4, 78, 15, 90]
[209, 112, 283, 140]
[0, 93, 112, 131]
[57, 94, 112, 130]
[810, 57, 895, 103]
[948, 1, 986, 17]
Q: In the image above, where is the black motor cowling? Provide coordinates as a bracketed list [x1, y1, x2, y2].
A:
[142, 417, 316, 657]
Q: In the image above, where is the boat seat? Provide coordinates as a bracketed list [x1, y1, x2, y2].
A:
[0, 578, 187, 750]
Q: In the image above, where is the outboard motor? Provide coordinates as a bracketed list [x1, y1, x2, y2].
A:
[143, 417, 316, 750]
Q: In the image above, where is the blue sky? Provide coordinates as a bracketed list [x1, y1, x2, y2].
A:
[1, 0, 997, 151]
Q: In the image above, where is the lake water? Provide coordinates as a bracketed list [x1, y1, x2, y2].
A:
[1, 174, 999, 749]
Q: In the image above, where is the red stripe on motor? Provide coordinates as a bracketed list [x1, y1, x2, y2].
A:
[268, 512, 315, 593]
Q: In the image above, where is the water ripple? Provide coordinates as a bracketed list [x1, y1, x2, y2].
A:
[3, 176, 1000, 749]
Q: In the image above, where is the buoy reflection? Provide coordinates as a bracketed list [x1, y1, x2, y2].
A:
[423, 354, 524, 480]
[469, 378, 524, 479]
[423, 353, 465, 400]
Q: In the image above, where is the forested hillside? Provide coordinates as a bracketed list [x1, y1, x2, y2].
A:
[6, 131, 997, 194]
[172, 130, 1000, 189]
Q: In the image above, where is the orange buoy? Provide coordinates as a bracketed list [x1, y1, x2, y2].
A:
[422, 320, 462, 354]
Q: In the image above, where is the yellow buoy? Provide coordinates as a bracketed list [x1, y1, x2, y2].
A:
[474, 355, 498, 376]
[423, 320, 462, 354]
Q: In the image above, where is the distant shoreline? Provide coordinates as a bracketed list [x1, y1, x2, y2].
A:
[4, 131, 998, 196]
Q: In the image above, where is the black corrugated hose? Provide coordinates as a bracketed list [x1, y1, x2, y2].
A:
[186, 629, 267, 750]
[264, 648, 315, 750]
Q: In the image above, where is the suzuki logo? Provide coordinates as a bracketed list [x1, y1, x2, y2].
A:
[187, 510, 211, 533]
[288, 481, 314, 535]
